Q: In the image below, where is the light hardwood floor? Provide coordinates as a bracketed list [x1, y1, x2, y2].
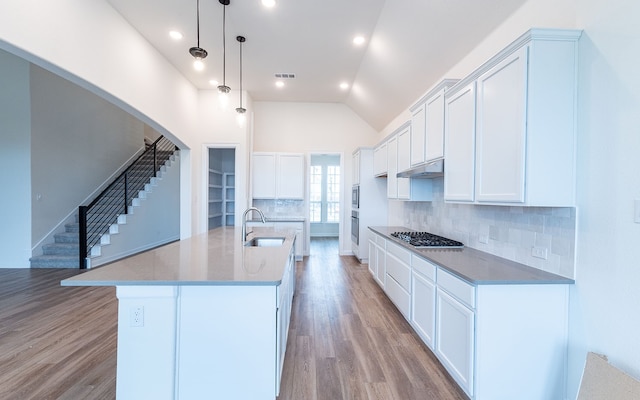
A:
[0, 239, 467, 399]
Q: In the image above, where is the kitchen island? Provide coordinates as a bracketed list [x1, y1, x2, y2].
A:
[62, 226, 297, 400]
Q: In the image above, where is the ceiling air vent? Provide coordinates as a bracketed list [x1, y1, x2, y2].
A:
[275, 73, 296, 79]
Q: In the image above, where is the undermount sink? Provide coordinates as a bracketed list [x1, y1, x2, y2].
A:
[244, 237, 285, 247]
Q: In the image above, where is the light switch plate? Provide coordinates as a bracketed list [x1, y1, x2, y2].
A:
[635, 199, 640, 224]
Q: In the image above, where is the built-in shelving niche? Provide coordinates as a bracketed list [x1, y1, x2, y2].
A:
[208, 148, 235, 229]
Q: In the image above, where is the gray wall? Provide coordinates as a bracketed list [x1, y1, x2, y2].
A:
[30, 65, 144, 245]
[0, 49, 32, 267]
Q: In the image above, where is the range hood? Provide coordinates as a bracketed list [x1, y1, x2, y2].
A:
[396, 159, 444, 179]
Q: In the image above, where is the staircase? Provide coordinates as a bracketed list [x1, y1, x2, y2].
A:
[30, 221, 81, 268]
[30, 136, 178, 269]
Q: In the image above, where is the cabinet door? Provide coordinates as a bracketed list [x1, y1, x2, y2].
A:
[368, 239, 377, 276]
[436, 288, 475, 397]
[386, 136, 398, 199]
[397, 127, 411, 199]
[411, 104, 426, 166]
[373, 143, 387, 176]
[444, 83, 476, 202]
[352, 151, 360, 185]
[375, 243, 385, 288]
[476, 46, 528, 203]
[425, 88, 446, 161]
[252, 154, 277, 199]
[412, 272, 436, 349]
[277, 154, 304, 199]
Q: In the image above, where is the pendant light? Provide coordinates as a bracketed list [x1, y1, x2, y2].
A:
[189, 0, 208, 71]
[217, 0, 231, 108]
[236, 36, 246, 126]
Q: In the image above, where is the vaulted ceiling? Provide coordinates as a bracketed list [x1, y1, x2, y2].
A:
[107, 0, 527, 130]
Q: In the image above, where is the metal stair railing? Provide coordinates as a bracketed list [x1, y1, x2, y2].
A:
[78, 136, 177, 269]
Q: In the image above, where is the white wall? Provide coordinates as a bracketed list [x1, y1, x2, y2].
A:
[0, 0, 199, 239]
[30, 65, 144, 244]
[0, 49, 31, 268]
[569, 0, 640, 397]
[253, 101, 378, 254]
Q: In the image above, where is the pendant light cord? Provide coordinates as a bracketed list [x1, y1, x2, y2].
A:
[196, 0, 201, 48]
[239, 39, 243, 108]
[222, 4, 226, 86]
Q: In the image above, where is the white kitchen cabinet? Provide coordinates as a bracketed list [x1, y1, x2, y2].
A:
[276, 249, 296, 394]
[373, 142, 387, 177]
[387, 124, 433, 201]
[410, 103, 426, 166]
[436, 286, 475, 396]
[410, 80, 458, 166]
[411, 256, 436, 350]
[352, 151, 360, 185]
[385, 242, 411, 318]
[368, 239, 377, 277]
[435, 268, 476, 397]
[386, 135, 398, 199]
[444, 28, 581, 206]
[396, 127, 411, 199]
[375, 234, 386, 288]
[252, 153, 304, 200]
[444, 83, 476, 202]
[424, 88, 447, 162]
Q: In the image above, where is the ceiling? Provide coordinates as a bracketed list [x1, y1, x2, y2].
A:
[107, 0, 527, 131]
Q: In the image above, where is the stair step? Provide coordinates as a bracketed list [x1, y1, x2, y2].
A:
[54, 232, 79, 244]
[29, 255, 79, 269]
[43, 242, 79, 256]
[65, 222, 79, 233]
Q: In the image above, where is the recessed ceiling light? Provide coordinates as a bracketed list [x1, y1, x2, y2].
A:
[339, 82, 349, 90]
[169, 30, 183, 40]
[353, 35, 366, 46]
[209, 79, 219, 86]
[262, 0, 276, 8]
[275, 80, 285, 88]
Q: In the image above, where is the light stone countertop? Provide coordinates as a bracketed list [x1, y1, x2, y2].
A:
[61, 227, 296, 287]
[369, 226, 574, 285]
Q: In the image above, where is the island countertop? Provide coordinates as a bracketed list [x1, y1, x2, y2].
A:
[61, 226, 296, 287]
[369, 226, 574, 285]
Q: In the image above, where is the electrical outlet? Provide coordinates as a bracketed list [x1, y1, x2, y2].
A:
[531, 246, 548, 260]
[130, 306, 144, 327]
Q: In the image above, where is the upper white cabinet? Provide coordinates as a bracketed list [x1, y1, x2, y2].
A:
[373, 142, 388, 177]
[352, 151, 360, 185]
[444, 83, 476, 202]
[444, 28, 582, 206]
[410, 80, 458, 166]
[386, 123, 433, 201]
[252, 153, 305, 199]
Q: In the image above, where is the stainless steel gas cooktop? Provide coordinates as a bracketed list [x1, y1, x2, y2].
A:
[390, 231, 464, 249]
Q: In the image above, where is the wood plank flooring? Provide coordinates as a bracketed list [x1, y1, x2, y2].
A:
[277, 238, 468, 400]
[0, 238, 467, 399]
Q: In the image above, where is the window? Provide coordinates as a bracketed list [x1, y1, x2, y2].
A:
[309, 163, 340, 223]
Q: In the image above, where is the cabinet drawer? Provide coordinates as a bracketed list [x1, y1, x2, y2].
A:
[437, 269, 476, 309]
[385, 275, 411, 317]
[412, 255, 436, 281]
[376, 234, 386, 247]
[386, 252, 411, 292]
[387, 241, 411, 264]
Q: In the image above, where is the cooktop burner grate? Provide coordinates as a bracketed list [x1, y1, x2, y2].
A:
[390, 231, 464, 248]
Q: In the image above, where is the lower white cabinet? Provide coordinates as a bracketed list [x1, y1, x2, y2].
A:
[368, 239, 377, 277]
[369, 230, 570, 400]
[436, 286, 475, 396]
[410, 257, 436, 349]
[276, 249, 296, 394]
[385, 242, 411, 318]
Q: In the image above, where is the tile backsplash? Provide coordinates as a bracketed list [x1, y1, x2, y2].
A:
[390, 179, 576, 278]
[252, 199, 305, 218]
